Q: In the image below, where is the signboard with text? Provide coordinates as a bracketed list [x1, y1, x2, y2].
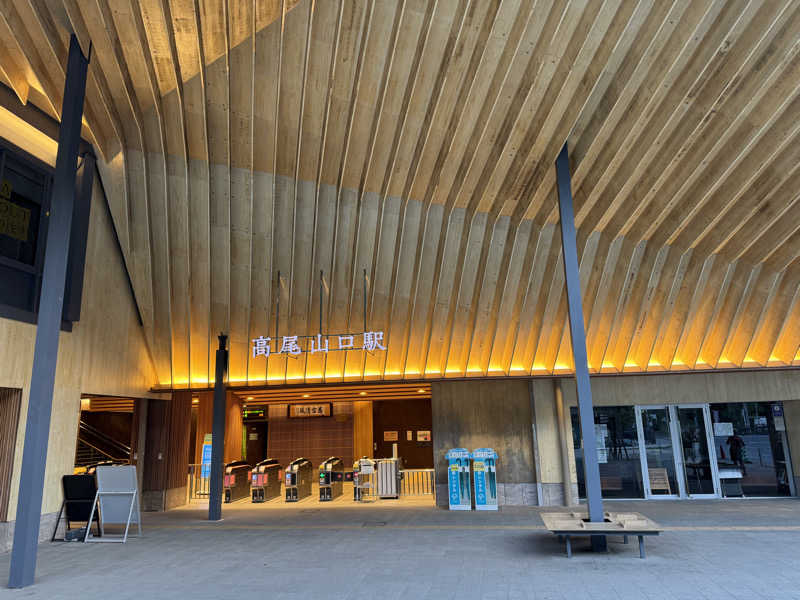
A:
[252, 331, 386, 358]
[288, 403, 332, 418]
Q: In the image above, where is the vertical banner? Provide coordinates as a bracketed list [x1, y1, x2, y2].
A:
[472, 448, 498, 511]
[201, 434, 213, 478]
[445, 448, 472, 510]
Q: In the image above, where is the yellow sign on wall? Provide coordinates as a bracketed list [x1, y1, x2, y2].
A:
[0, 181, 30, 242]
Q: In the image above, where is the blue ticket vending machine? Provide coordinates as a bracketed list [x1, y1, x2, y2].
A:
[445, 448, 472, 510]
[472, 448, 498, 511]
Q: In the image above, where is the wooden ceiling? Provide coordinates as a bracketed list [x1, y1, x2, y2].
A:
[235, 382, 431, 405]
[3, 0, 800, 388]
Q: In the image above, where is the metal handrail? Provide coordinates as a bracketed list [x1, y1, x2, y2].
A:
[75, 438, 127, 464]
[78, 420, 131, 456]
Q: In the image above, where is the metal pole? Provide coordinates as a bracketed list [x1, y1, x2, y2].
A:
[208, 334, 229, 521]
[555, 143, 606, 552]
[8, 35, 89, 589]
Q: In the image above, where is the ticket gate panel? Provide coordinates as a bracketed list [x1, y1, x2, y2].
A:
[318, 457, 344, 501]
[223, 461, 252, 503]
[285, 457, 313, 502]
[250, 458, 281, 502]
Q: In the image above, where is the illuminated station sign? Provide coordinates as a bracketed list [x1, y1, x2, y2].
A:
[251, 331, 386, 358]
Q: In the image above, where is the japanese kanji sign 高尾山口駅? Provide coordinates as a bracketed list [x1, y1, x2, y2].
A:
[251, 331, 386, 358]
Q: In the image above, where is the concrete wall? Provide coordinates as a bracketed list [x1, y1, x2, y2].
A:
[0, 177, 159, 550]
[431, 379, 536, 506]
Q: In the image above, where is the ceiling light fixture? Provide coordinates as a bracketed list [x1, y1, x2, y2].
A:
[302, 394, 310, 398]
[359, 391, 367, 396]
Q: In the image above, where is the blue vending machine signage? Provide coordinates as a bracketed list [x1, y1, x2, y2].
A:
[445, 448, 472, 510]
[472, 448, 498, 511]
[200, 434, 213, 478]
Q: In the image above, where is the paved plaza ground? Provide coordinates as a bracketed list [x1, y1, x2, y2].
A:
[2, 498, 800, 599]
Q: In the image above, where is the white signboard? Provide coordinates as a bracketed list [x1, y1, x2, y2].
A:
[595, 423, 608, 464]
[86, 465, 142, 543]
[252, 331, 386, 358]
[713, 422, 734, 437]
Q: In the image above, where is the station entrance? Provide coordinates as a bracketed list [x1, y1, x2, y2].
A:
[186, 383, 435, 509]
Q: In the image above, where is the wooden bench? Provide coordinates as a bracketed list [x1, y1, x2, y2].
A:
[541, 511, 662, 558]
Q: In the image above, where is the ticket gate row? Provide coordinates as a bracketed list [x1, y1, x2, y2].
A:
[220, 456, 403, 504]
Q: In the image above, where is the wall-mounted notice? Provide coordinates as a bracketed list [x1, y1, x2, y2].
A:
[595, 423, 608, 464]
[288, 403, 331, 418]
[383, 430, 398, 442]
[417, 430, 431, 442]
[713, 422, 734, 437]
[406, 430, 413, 441]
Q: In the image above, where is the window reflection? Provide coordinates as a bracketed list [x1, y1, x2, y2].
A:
[711, 402, 791, 497]
[572, 406, 643, 498]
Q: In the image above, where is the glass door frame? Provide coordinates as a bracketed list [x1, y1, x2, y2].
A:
[675, 403, 721, 498]
[635, 404, 721, 499]
[635, 405, 683, 499]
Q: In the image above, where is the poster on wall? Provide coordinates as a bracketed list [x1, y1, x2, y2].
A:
[594, 423, 608, 464]
[383, 430, 398, 442]
[417, 430, 431, 442]
[713, 422, 734, 436]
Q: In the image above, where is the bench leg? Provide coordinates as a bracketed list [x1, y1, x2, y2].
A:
[565, 535, 572, 558]
[638, 535, 645, 559]
[623, 535, 628, 544]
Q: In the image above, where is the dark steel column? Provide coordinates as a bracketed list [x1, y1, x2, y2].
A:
[8, 35, 90, 588]
[208, 334, 229, 521]
[555, 143, 606, 552]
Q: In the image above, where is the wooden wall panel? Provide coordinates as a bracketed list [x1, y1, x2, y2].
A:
[192, 391, 243, 465]
[352, 400, 373, 462]
[224, 393, 243, 464]
[267, 402, 353, 470]
[0, 388, 21, 521]
[193, 391, 213, 464]
[143, 392, 192, 492]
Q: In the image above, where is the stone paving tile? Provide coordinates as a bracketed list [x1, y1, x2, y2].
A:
[1, 499, 800, 598]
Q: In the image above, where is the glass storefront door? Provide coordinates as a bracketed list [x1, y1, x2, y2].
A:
[676, 405, 719, 497]
[636, 405, 720, 499]
[636, 407, 681, 498]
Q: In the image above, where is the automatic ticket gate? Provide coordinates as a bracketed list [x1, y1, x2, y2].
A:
[251, 458, 281, 502]
[224, 461, 252, 503]
[285, 457, 313, 502]
[318, 457, 344, 501]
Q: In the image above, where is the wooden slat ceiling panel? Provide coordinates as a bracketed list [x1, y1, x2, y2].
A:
[5, 0, 799, 388]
